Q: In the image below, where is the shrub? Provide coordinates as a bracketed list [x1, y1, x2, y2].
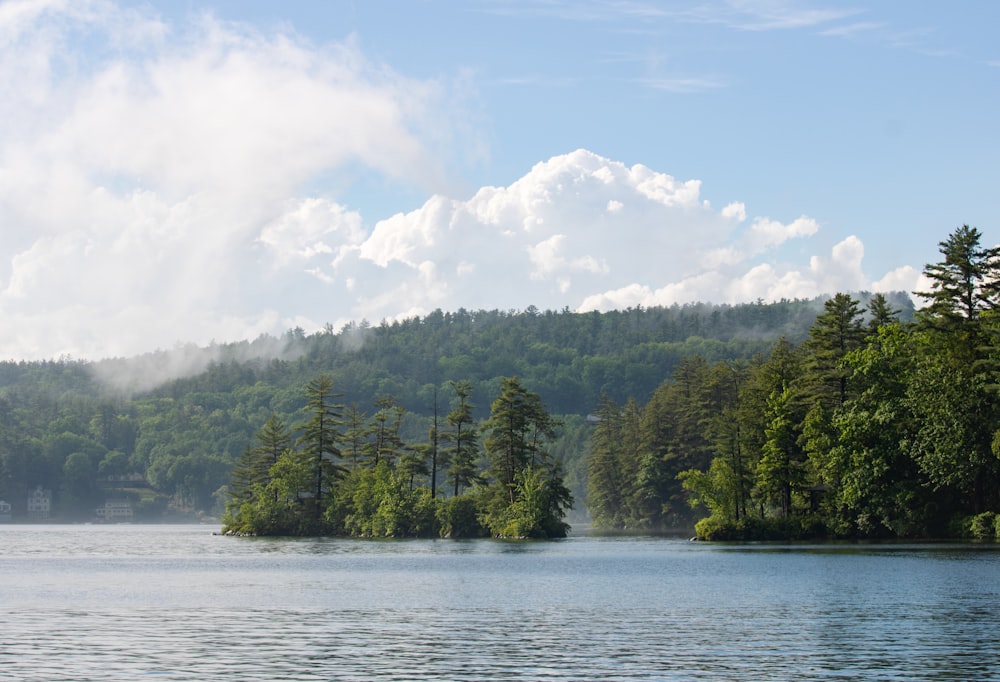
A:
[437, 493, 485, 538]
[965, 512, 997, 540]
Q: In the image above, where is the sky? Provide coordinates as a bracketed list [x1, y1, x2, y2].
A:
[1, 0, 998, 362]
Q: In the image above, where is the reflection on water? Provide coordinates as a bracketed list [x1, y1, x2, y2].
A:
[1, 525, 998, 680]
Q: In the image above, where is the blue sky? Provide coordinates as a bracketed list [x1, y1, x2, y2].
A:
[1, 0, 998, 360]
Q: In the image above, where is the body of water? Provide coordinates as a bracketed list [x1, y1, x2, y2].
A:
[1, 525, 998, 680]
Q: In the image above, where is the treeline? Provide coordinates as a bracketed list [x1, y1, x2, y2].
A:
[0, 296, 860, 522]
[587, 226, 1000, 540]
[223, 376, 571, 538]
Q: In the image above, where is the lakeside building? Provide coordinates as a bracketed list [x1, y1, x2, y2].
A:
[103, 472, 146, 484]
[0, 500, 11, 522]
[96, 499, 134, 522]
[27, 486, 51, 519]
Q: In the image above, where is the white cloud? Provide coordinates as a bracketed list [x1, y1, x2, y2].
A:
[0, 4, 918, 363]
[0, 2, 467, 360]
[333, 152, 909, 325]
[749, 215, 820, 248]
[702, 214, 818, 267]
[873, 265, 923, 296]
[721, 202, 747, 221]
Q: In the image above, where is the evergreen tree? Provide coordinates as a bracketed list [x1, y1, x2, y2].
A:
[640, 357, 715, 526]
[367, 396, 405, 467]
[704, 362, 751, 522]
[915, 224, 1000, 362]
[756, 388, 803, 518]
[443, 380, 478, 497]
[911, 226, 1000, 515]
[586, 395, 625, 528]
[483, 377, 534, 502]
[226, 414, 292, 510]
[744, 338, 804, 519]
[481, 377, 571, 537]
[866, 292, 901, 333]
[297, 374, 345, 525]
[833, 324, 927, 536]
[342, 404, 369, 469]
[800, 293, 865, 408]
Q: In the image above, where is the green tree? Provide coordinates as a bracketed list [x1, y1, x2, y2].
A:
[800, 293, 865, 408]
[342, 404, 369, 469]
[587, 394, 652, 530]
[482, 465, 572, 538]
[227, 414, 293, 513]
[639, 357, 716, 527]
[911, 226, 1000, 516]
[916, 224, 1000, 362]
[586, 395, 627, 528]
[367, 396, 405, 467]
[679, 457, 740, 523]
[341, 462, 437, 537]
[703, 362, 751, 522]
[443, 380, 478, 497]
[480, 377, 571, 537]
[866, 292, 901, 333]
[756, 388, 804, 519]
[61, 451, 99, 517]
[482, 377, 556, 502]
[907, 345, 998, 516]
[297, 374, 345, 525]
[833, 324, 927, 536]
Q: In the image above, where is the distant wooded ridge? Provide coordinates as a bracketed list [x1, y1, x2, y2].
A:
[0, 292, 913, 528]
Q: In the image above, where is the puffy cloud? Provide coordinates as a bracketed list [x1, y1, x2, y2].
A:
[874, 265, 924, 303]
[333, 152, 907, 324]
[259, 199, 365, 269]
[0, 1, 464, 359]
[721, 202, 747, 221]
[0, 3, 917, 362]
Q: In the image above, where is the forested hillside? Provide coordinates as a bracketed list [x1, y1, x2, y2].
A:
[2, 295, 902, 525]
[590, 226, 1000, 541]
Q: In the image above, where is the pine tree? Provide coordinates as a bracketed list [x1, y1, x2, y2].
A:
[297, 374, 345, 524]
[586, 395, 625, 528]
[801, 293, 865, 408]
[916, 224, 1000, 362]
[481, 377, 570, 537]
[443, 380, 478, 497]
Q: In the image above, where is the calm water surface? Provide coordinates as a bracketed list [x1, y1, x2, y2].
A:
[1, 525, 998, 680]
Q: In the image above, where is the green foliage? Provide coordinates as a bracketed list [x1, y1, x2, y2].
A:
[222, 372, 571, 539]
[572, 231, 1000, 541]
[694, 513, 828, 542]
[12, 289, 977, 538]
[443, 380, 479, 497]
[480, 466, 572, 538]
[680, 458, 741, 522]
[963, 512, 999, 540]
[341, 463, 437, 538]
[437, 492, 487, 538]
[479, 378, 572, 538]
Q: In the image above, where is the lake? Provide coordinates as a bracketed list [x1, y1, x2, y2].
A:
[1, 525, 998, 680]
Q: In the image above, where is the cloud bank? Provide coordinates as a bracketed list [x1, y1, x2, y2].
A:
[0, 0, 919, 361]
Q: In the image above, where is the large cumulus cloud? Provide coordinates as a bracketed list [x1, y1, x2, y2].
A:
[0, 0, 919, 362]
[0, 0, 456, 359]
[320, 149, 911, 321]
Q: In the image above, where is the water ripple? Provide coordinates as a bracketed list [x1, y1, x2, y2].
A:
[2, 526, 999, 680]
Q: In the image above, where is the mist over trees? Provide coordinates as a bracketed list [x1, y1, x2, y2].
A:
[0, 269, 934, 537]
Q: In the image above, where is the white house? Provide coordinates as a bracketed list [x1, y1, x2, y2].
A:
[96, 499, 134, 522]
[26, 486, 51, 518]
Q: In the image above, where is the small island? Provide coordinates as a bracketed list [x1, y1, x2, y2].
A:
[222, 375, 572, 539]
